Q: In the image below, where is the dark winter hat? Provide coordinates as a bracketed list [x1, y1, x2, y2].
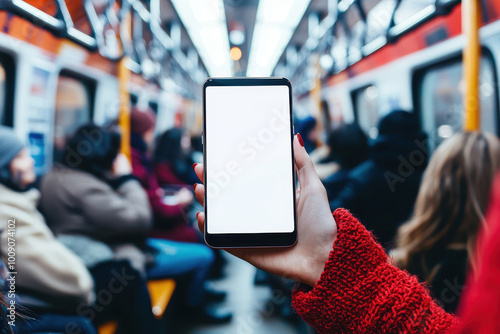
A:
[295, 116, 317, 136]
[0, 126, 24, 169]
[326, 123, 368, 168]
[378, 110, 420, 136]
[130, 107, 156, 135]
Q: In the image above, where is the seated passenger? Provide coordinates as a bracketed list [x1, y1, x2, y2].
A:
[0, 126, 95, 333]
[129, 108, 199, 243]
[40, 123, 230, 325]
[154, 128, 226, 279]
[155, 128, 200, 186]
[40, 124, 153, 274]
[393, 132, 500, 313]
[322, 123, 368, 199]
[39, 124, 162, 333]
[192, 133, 500, 333]
[330, 110, 428, 248]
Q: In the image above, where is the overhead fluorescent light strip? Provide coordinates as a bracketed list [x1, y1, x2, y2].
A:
[170, 0, 232, 77]
[247, 0, 311, 77]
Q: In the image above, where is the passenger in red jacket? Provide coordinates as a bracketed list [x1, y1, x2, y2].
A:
[130, 107, 199, 243]
[154, 128, 200, 187]
[192, 133, 500, 334]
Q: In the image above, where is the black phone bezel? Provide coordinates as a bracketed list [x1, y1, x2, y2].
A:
[202, 77, 297, 248]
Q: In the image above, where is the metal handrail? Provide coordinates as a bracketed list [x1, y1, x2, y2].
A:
[0, 0, 205, 94]
[0, 0, 98, 50]
[84, 0, 124, 61]
[289, 0, 462, 94]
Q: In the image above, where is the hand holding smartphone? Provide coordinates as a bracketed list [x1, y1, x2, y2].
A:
[193, 137, 338, 287]
[203, 77, 297, 248]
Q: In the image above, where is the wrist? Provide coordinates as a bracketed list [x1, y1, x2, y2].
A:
[302, 234, 336, 287]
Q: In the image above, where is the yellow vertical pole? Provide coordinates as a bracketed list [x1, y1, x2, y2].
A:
[462, 0, 482, 131]
[310, 54, 323, 146]
[118, 57, 131, 160]
[118, 8, 132, 160]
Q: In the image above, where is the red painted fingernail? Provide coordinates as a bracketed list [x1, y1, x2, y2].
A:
[192, 163, 198, 170]
[196, 212, 200, 219]
[297, 133, 304, 147]
[193, 183, 198, 191]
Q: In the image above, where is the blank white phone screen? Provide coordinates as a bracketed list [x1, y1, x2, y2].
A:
[205, 85, 295, 234]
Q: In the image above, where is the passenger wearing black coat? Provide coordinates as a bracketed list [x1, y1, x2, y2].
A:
[330, 110, 428, 248]
[322, 123, 369, 200]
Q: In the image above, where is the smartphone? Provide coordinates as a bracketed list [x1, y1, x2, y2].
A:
[203, 77, 297, 248]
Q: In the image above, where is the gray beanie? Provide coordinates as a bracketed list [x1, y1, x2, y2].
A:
[0, 126, 24, 169]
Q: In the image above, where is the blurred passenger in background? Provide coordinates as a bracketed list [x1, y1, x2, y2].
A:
[41, 123, 231, 325]
[294, 116, 317, 153]
[191, 134, 500, 333]
[40, 124, 161, 333]
[130, 108, 198, 243]
[322, 123, 369, 199]
[40, 124, 153, 274]
[0, 126, 95, 333]
[393, 132, 500, 313]
[190, 134, 204, 163]
[155, 129, 226, 279]
[155, 128, 199, 186]
[129, 113, 231, 322]
[330, 110, 428, 248]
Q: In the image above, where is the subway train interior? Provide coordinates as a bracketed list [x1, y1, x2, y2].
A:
[0, 0, 499, 333]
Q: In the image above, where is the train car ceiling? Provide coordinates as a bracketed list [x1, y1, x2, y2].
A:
[0, 0, 207, 96]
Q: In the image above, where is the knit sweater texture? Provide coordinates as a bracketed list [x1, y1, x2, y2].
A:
[292, 209, 459, 333]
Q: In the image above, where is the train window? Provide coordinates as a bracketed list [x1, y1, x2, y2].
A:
[363, 0, 397, 45]
[345, 5, 365, 63]
[393, 0, 435, 26]
[53, 72, 95, 162]
[418, 55, 498, 148]
[352, 85, 379, 139]
[0, 53, 15, 127]
[332, 23, 348, 73]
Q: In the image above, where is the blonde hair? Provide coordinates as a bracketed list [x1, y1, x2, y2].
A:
[394, 132, 500, 281]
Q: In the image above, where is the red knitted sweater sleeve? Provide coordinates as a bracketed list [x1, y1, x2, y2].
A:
[292, 208, 459, 333]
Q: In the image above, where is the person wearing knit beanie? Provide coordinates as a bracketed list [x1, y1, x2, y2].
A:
[0, 125, 36, 189]
[0, 126, 24, 169]
[131, 107, 156, 135]
[130, 107, 157, 152]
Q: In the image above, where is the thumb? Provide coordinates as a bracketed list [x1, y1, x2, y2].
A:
[293, 134, 321, 188]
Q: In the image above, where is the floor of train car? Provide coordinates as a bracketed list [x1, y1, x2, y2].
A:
[178, 252, 312, 334]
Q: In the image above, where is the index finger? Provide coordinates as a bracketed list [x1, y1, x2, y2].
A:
[193, 163, 204, 183]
